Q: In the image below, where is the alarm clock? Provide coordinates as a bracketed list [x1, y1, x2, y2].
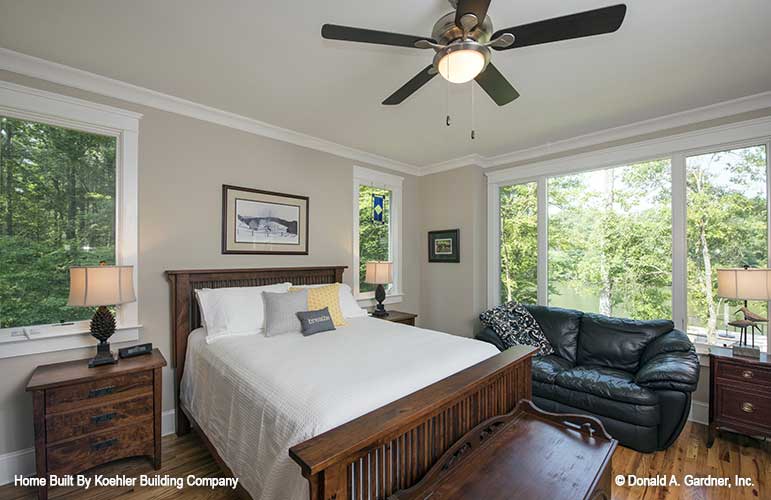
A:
[118, 343, 153, 359]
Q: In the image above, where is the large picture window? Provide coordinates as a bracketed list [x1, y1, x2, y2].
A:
[499, 182, 537, 304]
[0, 81, 139, 358]
[0, 116, 117, 329]
[489, 120, 771, 353]
[548, 160, 672, 320]
[686, 145, 767, 350]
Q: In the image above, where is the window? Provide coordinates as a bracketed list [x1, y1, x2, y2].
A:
[0, 116, 117, 329]
[548, 160, 672, 320]
[0, 81, 139, 357]
[686, 145, 768, 351]
[499, 182, 538, 304]
[358, 185, 391, 293]
[353, 166, 403, 301]
[488, 116, 771, 353]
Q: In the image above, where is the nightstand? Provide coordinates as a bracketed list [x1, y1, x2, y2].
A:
[708, 346, 771, 447]
[26, 349, 166, 500]
[373, 310, 418, 326]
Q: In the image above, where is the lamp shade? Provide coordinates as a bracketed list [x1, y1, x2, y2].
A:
[67, 265, 136, 307]
[365, 261, 393, 285]
[716, 268, 771, 301]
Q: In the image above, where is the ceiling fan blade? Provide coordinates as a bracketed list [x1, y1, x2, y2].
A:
[455, 0, 492, 30]
[475, 63, 520, 106]
[382, 66, 437, 105]
[492, 4, 627, 50]
[322, 24, 435, 48]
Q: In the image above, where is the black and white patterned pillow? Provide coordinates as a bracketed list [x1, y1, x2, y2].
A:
[480, 302, 553, 355]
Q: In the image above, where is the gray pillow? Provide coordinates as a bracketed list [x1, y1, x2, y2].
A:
[297, 307, 336, 336]
[263, 290, 307, 336]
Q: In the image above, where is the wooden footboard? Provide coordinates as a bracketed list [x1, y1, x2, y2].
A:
[289, 345, 535, 500]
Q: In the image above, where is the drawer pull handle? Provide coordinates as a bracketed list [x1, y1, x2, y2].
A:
[742, 370, 753, 379]
[741, 402, 755, 413]
[89, 386, 114, 398]
[91, 438, 117, 451]
[91, 412, 116, 424]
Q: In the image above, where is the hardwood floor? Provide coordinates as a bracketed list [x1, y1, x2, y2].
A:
[0, 422, 767, 500]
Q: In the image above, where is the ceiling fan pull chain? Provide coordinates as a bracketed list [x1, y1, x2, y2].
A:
[471, 80, 476, 140]
[446, 60, 451, 127]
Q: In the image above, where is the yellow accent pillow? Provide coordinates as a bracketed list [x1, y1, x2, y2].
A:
[289, 283, 347, 327]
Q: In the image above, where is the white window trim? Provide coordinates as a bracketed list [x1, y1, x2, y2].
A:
[352, 166, 404, 306]
[0, 81, 141, 358]
[487, 115, 771, 353]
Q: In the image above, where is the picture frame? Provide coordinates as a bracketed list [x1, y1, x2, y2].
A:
[221, 184, 309, 255]
[428, 229, 460, 263]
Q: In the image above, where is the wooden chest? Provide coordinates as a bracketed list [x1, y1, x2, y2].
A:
[26, 349, 166, 500]
[390, 400, 617, 500]
[708, 347, 771, 447]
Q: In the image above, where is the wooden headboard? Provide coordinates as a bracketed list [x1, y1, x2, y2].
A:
[165, 266, 346, 434]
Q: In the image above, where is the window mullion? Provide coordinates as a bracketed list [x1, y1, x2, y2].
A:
[767, 140, 771, 354]
[537, 177, 548, 306]
[671, 154, 688, 332]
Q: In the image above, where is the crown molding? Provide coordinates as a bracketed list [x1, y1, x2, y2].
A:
[0, 48, 419, 175]
[485, 115, 771, 184]
[3, 48, 769, 178]
[420, 90, 771, 175]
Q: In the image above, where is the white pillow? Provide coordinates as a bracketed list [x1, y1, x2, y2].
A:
[195, 283, 291, 343]
[290, 282, 368, 318]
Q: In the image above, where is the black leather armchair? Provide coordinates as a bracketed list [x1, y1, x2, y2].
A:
[476, 305, 700, 453]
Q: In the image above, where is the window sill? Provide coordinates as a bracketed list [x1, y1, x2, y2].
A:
[356, 293, 404, 308]
[0, 324, 142, 359]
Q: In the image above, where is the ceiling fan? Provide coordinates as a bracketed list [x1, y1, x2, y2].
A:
[322, 1, 627, 106]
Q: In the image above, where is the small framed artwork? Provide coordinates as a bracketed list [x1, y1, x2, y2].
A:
[222, 184, 309, 255]
[428, 229, 460, 263]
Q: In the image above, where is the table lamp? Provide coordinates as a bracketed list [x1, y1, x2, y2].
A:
[365, 261, 393, 318]
[68, 262, 136, 367]
[716, 266, 771, 358]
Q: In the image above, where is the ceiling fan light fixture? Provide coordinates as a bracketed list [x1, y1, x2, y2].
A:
[434, 41, 490, 84]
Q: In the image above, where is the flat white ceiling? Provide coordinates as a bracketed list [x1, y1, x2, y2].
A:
[1, 0, 770, 166]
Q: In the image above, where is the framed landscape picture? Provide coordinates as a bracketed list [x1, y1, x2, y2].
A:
[428, 229, 459, 263]
[222, 184, 309, 254]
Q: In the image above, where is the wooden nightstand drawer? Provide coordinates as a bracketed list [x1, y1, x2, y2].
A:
[716, 359, 771, 387]
[47, 419, 154, 475]
[716, 385, 771, 431]
[45, 394, 153, 444]
[45, 371, 153, 413]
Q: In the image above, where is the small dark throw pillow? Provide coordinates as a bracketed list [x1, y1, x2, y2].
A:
[480, 302, 554, 355]
[297, 307, 336, 336]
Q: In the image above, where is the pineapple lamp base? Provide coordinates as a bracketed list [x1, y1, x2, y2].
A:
[88, 305, 118, 368]
[89, 341, 117, 367]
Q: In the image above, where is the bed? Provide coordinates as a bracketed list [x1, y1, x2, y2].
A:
[166, 266, 534, 500]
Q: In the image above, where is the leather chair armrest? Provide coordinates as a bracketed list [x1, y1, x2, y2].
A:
[636, 349, 700, 392]
[640, 329, 693, 365]
[475, 327, 505, 352]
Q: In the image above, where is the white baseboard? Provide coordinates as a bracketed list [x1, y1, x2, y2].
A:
[161, 409, 176, 437]
[0, 447, 34, 487]
[0, 409, 178, 486]
[689, 400, 709, 425]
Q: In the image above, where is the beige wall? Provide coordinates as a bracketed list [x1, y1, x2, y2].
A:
[0, 70, 422, 455]
[418, 166, 487, 337]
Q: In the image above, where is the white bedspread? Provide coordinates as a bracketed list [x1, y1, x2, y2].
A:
[181, 316, 498, 500]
